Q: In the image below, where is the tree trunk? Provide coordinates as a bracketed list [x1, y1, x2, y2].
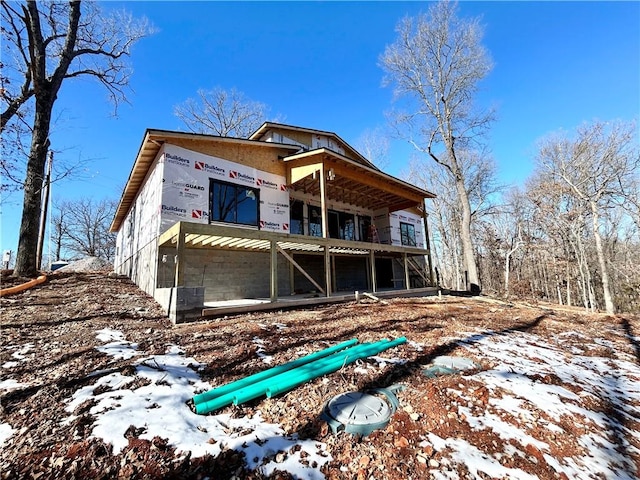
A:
[13, 95, 53, 277]
[456, 178, 480, 292]
[590, 201, 615, 313]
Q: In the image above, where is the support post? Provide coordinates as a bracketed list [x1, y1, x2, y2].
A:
[319, 166, 328, 239]
[370, 249, 377, 293]
[404, 253, 410, 290]
[324, 245, 331, 297]
[175, 223, 186, 288]
[270, 239, 278, 302]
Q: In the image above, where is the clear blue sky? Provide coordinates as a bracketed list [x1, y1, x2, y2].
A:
[1, 1, 638, 256]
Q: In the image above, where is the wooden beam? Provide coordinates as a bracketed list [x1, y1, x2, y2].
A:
[175, 223, 185, 287]
[289, 163, 322, 184]
[270, 239, 278, 302]
[277, 246, 325, 294]
[404, 253, 410, 290]
[408, 257, 430, 285]
[324, 246, 331, 297]
[319, 165, 328, 239]
[370, 249, 377, 293]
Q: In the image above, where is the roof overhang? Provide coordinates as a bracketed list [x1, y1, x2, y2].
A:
[284, 148, 436, 212]
[109, 129, 301, 232]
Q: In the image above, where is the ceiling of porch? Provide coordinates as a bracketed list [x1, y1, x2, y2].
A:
[284, 149, 435, 212]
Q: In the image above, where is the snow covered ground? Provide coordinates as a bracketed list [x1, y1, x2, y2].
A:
[422, 328, 640, 480]
[2, 323, 639, 479]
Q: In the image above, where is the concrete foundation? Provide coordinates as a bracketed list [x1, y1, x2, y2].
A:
[155, 286, 205, 324]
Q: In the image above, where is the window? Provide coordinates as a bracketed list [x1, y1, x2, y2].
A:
[209, 179, 259, 226]
[308, 205, 322, 237]
[290, 199, 304, 235]
[400, 222, 417, 246]
[328, 211, 355, 240]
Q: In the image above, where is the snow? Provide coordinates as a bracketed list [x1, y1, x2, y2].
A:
[62, 330, 331, 478]
[253, 336, 274, 364]
[0, 379, 29, 391]
[421, 328, 640, 480]
[45, 324, 640, 479]
[95, 328, 139, 360]
[0, 423, 14, 447]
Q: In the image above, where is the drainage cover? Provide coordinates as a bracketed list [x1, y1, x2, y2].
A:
[321, 387, 402, 436]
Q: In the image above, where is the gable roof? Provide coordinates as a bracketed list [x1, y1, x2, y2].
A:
[249, 121, 379, 170]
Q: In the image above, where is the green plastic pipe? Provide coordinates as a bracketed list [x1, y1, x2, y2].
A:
[194, 337, 407, 415]
[230, 341, 388, 406]
[192, 338, 358, 406]
[194, 340, 366, 414]
[196, 341, 377, 414]
[265, 337, 407, 398]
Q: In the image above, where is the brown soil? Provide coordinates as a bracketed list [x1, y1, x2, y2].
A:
[1, 272, 639, 479]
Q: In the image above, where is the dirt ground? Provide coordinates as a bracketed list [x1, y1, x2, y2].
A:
[1, 271, 639, 479]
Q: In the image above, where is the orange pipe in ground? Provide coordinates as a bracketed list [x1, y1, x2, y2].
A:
[0, 275, 47, 297]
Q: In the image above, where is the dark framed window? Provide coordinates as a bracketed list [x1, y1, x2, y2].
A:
[328, 210, 355, 240]
[308, 205, 322, 237]
[400, 222, 417, 246]
[209, 178, 259, 226]
[290, 199, 304, 235]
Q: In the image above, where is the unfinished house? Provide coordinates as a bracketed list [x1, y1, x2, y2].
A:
[110, 123, 436, 322]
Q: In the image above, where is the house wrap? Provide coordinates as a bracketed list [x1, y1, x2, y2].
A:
[110, 123, 436, 322]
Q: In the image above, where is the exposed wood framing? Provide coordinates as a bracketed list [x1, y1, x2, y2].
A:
[276, 246, 325, 294]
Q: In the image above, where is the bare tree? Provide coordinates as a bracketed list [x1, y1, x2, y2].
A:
[380, 0, 494, 292]
[1, 1, 153, 277]
[407, 147, 498, 290]
[536, 120, 639, 314]
[354, 127, 390, 169]
[58, 198, 117, 261]
[174, 87, 270, 138]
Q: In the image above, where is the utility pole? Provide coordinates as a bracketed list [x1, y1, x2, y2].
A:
[36, 151, 53, 270]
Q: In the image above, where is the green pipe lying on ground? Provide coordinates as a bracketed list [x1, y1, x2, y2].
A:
[194, 337, 406, 415]
[195, 341, 376, 414]
[265, 337, 407, 398]
[230, 340, 390, 407]
[192, 338, 358, 406]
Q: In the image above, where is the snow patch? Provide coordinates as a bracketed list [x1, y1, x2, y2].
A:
[0, 423, 14, 447]
[63, 336, 331, 479]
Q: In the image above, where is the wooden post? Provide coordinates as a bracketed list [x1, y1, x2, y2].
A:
[370, 249, 377, 293]
[175, 223, 185, 287]
[324, 245, 331, 297]
[270, 239, 278, 302]
[404, 253, 410, 290]
[319, 166, 328, 239]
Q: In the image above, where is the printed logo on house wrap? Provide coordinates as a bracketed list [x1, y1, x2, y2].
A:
[229, 170, 255, 184]
[194, 161, 225, 176]
[260, 221, 280, 230]
[256, 178, 278, 189]
[172, 181, 205, 199]
[282, 223, 289, 231]
[166, 153, 190, 167]
[162, 204, 187, 217]
[280, 184, 288, 191]
[192, 210, 208, 219]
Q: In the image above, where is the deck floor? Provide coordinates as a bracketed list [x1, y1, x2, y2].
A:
[201, 287, 440, 317]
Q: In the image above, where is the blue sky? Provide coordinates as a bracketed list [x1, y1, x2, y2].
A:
[1, 1, 638, 256]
